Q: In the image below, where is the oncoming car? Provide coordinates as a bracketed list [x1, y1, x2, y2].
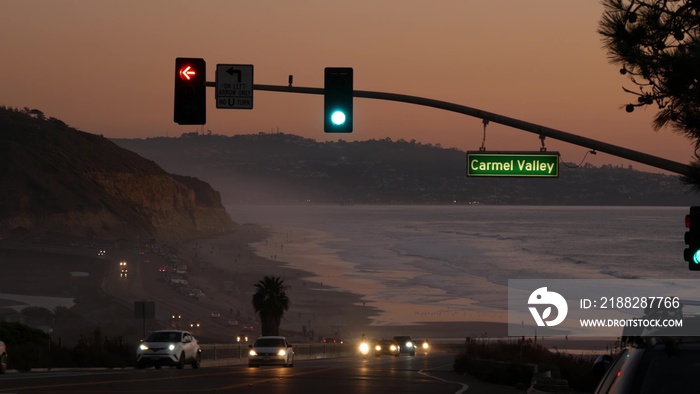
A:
[136, 330, 201, 369]
[374, 339, 400, 357]
[416, 339, 430, 353]
[248, 336, 294, 367]
[393, 335, 415, 356]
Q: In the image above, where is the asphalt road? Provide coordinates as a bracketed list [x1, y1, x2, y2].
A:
[0, 353, 522, 394]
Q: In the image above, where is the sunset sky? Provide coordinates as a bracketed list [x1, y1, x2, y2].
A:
[1, 0, 694, 173]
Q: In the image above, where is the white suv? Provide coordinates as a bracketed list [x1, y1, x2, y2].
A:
[0, 340, 7, 374]
[136, 330, 201, 369]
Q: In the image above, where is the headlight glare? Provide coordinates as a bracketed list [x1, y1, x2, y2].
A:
[249, 350, 258, 356]
[168, 344, 176, 351]
[278, 349, 286, 356]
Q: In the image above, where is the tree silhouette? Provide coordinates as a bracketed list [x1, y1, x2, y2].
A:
[252, 276, 290, 336]
[598, 0, 700, 186]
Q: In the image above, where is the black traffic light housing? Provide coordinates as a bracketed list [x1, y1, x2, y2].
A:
[324, 67, 353, 133]
[684, 206, 700, 270]
[174, 57, 206, 125]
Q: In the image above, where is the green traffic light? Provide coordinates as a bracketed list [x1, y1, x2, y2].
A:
[693, 250, 700, 264]
[331, 110, 346, 126]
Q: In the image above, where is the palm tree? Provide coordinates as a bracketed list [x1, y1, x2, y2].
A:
[252, 276, 290, 336]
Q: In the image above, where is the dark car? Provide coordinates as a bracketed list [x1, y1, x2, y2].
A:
[374, 339, 400, 357]
[393, 335, 415, 356]
[594, 337, 700, 393]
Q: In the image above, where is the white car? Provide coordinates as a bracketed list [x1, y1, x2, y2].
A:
[0, 340, 7, 374]
[136, 330, 201, 369]
[248, 336, 294, 367]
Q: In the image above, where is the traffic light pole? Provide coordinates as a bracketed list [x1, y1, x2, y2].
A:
[205, 82, 692, 176]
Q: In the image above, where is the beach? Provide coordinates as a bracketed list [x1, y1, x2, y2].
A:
[192, 223, 511, 341]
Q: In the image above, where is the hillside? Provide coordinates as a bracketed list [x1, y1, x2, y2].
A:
[0, 107, 234, 241]
[114, 132, 699, 206]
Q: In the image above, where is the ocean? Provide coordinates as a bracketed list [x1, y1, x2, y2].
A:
[225, 204, 691, 325]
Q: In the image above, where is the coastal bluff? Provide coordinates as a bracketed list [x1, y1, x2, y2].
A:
[0, 107, 234, 241]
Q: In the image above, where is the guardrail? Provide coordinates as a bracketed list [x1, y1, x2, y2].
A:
[199, 343, 354, 367]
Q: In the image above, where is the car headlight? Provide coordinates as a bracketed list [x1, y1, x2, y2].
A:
[249, 350, 258, 356]
[139, 344, 149, 351]
[168, 344, 176, 351]
[422, 342, 429, 349]
[390, 345, 397, 351]
[375, 345, 381, 351]
[406, 342, 413, 348]
[277, 349, 286, 356]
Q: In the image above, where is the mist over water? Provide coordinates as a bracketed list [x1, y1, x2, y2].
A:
[227, 204, 688, 323]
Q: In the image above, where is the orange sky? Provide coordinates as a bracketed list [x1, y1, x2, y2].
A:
[1, 0, 695, 173]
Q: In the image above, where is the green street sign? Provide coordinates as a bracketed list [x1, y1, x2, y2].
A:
[466, 151, 560, 177]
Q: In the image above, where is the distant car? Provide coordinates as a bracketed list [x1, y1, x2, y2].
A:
[593, 337, 700, 393]
[136, 330, 201, 369]
[374, 339, 400, 357]
[242, 323, 254, 332]
[248, 336, 294, 367]
[322, 337, 337, 344]
[228, 319, 239, 326]
[158, 266, 167, 273]
[210, 311, 221, 318]
[169, 314, 182, 329]
[393, 335, 415, 356]
[416, 339, 430, 353]
[0, 340, 7, 374]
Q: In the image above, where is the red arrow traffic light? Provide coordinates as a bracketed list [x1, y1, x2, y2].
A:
[174, 57, 206, 125]
[179, 65, 196, 81]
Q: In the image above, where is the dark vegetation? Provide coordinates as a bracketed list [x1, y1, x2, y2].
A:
[598, 0, 700, 189]
[115, 132, 697, 206]
[453, 339, 603, 392]
[0, 320, 133, 371]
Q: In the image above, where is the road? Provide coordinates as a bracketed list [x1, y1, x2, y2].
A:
[0, 353, 522, 393]
[100, 244, 255, 343]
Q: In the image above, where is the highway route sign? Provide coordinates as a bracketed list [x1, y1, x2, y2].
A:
[216, 64, 253, 109]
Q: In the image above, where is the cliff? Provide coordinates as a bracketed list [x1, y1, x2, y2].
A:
[0, 107, 234, 241]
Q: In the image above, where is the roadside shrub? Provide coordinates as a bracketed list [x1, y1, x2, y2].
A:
[453, 338, 600, 392]
[0, 322, 52, 371]
[0, 322, 135, 371]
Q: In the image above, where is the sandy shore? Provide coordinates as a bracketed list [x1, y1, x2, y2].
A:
[190, 223, 513, 341]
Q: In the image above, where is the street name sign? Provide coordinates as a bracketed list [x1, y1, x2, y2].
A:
[466, 151, 560, 177]
[216, 64, 253, 109]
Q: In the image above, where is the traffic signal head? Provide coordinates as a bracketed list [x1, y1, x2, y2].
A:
[324, 67, 353, 133]
[684, 206, 700, 270]
[174, 57, 206, 125]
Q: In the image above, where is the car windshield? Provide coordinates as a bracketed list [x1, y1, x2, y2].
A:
[630, 345, 700, 393]
[146, 331, 181, 342]
[254, 338, 285, 347]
